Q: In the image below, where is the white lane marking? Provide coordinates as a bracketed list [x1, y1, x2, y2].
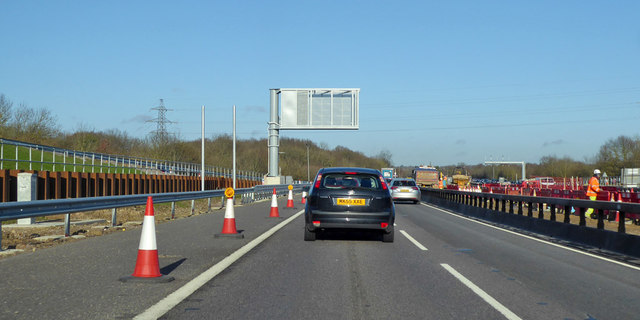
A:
[134, 210, 305, 320]
[441, 263, 522, 320]
[421, 203, 640, 271]
[400, 230, 428, 251]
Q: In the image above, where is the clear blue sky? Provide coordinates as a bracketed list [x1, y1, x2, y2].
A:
[1, 1, 639, 167]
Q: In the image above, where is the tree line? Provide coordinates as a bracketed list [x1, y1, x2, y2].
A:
[1, 93, 638, 181]
[0, 94, 390, 180]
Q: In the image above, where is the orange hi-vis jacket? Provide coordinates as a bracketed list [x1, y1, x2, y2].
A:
[586, 176, 600, 197]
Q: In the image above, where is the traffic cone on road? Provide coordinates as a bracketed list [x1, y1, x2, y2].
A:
[269, 188, 280, 218]
[286, 186, 295, 208]
[215, 188, 244, 239]
[301, 190, 307, 204]
[120, 196, 174, 283]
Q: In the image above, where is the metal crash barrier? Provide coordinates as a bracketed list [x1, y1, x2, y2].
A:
[0, 184, 309, 249]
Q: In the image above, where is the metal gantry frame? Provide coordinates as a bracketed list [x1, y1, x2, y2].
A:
[268, 88, 360, 178]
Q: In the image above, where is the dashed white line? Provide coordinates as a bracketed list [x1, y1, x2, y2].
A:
[400, 230, 428, 251]
[441, 263, 522, 320]
[421, 203, 640, 271]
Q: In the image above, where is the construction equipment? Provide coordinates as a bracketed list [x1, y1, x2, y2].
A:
[452, 167, 471, 187]
[413, 165, 439, 188]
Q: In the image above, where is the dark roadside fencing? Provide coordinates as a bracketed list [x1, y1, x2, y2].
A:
[421, 188, 640, 258]
[0, 184, 308, 250]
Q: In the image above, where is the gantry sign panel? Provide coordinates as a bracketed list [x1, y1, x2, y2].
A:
[279, 88, 359, 130]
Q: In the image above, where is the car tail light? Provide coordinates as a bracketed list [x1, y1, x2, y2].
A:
[412, 187, 419, 190]
[344, 172, 357, 175]
[379, 176, 388, 190]
[313, 221, 321, 227]
[381, 222, 389, 229]
[391, 186, 398, 190]
[314, 174, 322, 188]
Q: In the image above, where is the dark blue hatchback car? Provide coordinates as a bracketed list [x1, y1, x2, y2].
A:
[304, 167, 395, 242]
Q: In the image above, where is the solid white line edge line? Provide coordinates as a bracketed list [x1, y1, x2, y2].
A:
[400, 230, 428, 251]
[134, 210, 305, 320]
[441, 263, 522, 320]
[421, 203, 640, 271]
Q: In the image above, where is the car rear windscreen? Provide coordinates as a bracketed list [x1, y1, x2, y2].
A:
[392, 180, 416, 187]
[322, 173, 381, 190]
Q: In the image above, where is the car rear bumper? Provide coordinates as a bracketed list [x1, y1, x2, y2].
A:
[305, 210, 394, 232]
[392, 192, 421, 201]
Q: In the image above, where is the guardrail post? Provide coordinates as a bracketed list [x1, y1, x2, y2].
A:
[171, 202, 176, 219]
[619, 211, 626, 233]
[111, 208, 117, 227]
[64, 213, 71, 237]
[597, 209, 605, 229]
[191, 200, 195, 215]
[550, 204, 556, 222]
[518, 201, 523, 215]
[17, 173, 37, 225]
[207, 198, 212, 212]
[527, 200, 533, 217]
[563, 205, 571, 223]
[579, 208, 586, 226]
[538, 201, 544, 219]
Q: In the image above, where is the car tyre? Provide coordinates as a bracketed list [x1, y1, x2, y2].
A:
[304, 227, 316, 241]
[382, 227, 394, 243]
[413, 200, 419, 204]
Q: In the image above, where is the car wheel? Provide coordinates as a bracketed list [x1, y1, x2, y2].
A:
[413, 200, 419, 204]
[382, 227, 394, 243]
[304, 227, 316, 241]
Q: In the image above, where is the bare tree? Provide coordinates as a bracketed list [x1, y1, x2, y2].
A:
[596, 135, 640, 175]
[0, 94, 13, 136]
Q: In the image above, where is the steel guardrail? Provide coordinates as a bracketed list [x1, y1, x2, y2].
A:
[0, 138, 265, 180]
[0, 184, 309, 248]
[423, 188, 640, 233]
[0, 184, 307, 221]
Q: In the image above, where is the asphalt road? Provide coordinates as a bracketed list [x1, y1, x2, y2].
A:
[2, 197, 640, 319]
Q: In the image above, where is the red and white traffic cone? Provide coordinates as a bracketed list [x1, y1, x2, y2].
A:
[301, 190, 307, 204]
[215, 189, 244, 238]
[269, 188, 280, 218]
[120, 196, 174, 283]
[286, 188, 295, 208]
[615, 192, 622, 222]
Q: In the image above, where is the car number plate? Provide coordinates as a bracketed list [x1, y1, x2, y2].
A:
[336, 198, 365, 206]
[400, 189, 410, 193]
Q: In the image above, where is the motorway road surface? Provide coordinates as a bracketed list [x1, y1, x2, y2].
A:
[1, 196, 640, 319]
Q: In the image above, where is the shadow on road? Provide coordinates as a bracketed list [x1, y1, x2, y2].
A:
[161, 258, 187, 275]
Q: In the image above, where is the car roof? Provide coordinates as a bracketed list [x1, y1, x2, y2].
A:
[319, 167, 381, 175]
